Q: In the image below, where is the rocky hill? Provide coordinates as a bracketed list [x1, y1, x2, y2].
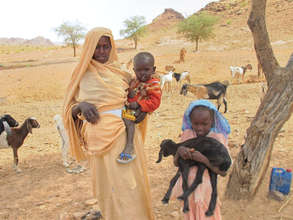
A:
[147, 8, 184, 31]
[134, 0, 293, 51]
[0, 36, 54, 46]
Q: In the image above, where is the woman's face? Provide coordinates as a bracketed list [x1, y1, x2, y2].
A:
[93, 36, 112, 63]
[190, 108, 213, 137]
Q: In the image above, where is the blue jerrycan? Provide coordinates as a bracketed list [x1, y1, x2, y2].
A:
[269, 167, 292, 195]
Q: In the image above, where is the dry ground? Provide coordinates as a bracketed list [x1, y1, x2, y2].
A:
[0, 39, 293, 220]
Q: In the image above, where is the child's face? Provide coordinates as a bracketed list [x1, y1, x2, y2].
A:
[133, 59, 156, 82]
[190, 108, 213, 137]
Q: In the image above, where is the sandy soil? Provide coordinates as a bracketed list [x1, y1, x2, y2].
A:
[1, 3, 293, 217]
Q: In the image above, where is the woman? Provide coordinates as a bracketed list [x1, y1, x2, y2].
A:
[63, 27, 154, 220]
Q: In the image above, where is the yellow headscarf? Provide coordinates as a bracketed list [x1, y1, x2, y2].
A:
[63, 27, 122, 161]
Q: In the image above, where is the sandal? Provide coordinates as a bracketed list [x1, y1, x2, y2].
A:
[116, 153, 136, 164]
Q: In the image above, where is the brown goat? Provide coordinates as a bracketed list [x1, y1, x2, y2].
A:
[6, 117, 40, 172]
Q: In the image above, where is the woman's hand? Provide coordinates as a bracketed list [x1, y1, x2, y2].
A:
[72, 102, 99, 124]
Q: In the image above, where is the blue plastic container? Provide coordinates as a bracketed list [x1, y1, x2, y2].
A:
[269, 167, 292, 195]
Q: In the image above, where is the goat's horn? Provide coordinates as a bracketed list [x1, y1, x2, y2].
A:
[156, 148, 163, 163]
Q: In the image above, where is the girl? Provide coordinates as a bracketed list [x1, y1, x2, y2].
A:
[172, 99, 231, 220]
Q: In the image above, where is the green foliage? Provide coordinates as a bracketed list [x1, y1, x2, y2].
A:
[226, 19, 232, 25]
[120, 16, 147, 48]
[177, 13, 218, 43]
[54, 21, 86, 48]
[239, 0, 248, 7]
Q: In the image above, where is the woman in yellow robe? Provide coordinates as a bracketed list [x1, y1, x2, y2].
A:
[63, 27, 154, 220]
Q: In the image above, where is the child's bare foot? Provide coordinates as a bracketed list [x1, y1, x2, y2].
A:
[117, 144, 136, 164]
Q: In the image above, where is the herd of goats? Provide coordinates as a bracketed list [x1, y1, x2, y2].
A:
[0, 52, 267, 217]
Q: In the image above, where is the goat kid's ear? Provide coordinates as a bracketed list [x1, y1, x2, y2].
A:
[27, 122, 33, 134]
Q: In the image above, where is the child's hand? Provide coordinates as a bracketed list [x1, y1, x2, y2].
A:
[177, 146, 194, 160]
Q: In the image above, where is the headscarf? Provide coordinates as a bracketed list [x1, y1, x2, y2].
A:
[182, 99, 231, 138]
[62, 27, 122, 161]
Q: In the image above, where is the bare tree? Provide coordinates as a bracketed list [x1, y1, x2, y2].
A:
[225, 0, 293, 200]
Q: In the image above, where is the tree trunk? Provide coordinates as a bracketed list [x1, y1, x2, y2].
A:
[73, 45, 76, 57]
[134, 37, 138, 49]
[225, 0, 293, 200]
[195, 39, 199, 51]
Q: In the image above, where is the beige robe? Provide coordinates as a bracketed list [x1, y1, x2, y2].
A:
[63, 27, 154, 220]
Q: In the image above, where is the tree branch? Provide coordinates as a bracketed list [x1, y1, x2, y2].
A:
[286, 53, 293, 70]
[247, 0, 279, 84]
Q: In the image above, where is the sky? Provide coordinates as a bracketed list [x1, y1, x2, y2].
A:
[1, 0, 218, 43]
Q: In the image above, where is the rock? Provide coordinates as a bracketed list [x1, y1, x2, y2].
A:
[72, 212, 84, 219]
[85, 199, 98, 206]
[59, 212, 75, 220]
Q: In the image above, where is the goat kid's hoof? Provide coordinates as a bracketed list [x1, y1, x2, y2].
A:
[182, 207, 190, 213]
[13, 166, 22, 173]
[205, 210, 214, 217]
[161, 198, 169, 204]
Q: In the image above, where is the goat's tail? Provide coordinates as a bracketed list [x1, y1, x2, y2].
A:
[156, 148, 164, 163]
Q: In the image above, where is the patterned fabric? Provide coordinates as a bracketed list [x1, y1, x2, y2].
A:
[127, 77, 162, 112]
[182, 99, 230, 138]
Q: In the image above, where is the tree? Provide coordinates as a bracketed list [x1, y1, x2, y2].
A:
[177, 13, 218, 51]
[54, 21, 86, 57]
[120, 16, 147, 49]
[225, 0, 293, 200]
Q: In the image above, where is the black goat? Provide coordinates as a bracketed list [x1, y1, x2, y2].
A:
[180, 81, 229, 113]
[0, 114, 19, 135]
[156, 136, 232, 216]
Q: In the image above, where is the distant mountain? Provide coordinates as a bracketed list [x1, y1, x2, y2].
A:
[0, 36, 54, 46]
[147, 8, 185, 31]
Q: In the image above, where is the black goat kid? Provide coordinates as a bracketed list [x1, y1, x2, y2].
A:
[156, 136, 232, 216]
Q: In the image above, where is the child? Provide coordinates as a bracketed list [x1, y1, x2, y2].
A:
[117, 52, 162, 164]
[172, 99, 231, 220]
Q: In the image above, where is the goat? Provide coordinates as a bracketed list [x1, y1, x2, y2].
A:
[173, 71, 191, 89]
[2, 117, 40, 172]
[230, 64, 252, 82]
[180, 81, 229, 113]
[54, 114, 70, 167]
[156, 136, 232, 216]
[160, 71, 174, 92]
[179, 48, 187, 63]
[53, 114, 86, 173]
[0, 114, 19, 147]
[165, 65, 175, 72]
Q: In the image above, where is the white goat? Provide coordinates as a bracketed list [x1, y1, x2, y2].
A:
[173, 71, 191, 89]
[160, 71, 174, 92]
[230, 64, 252, 82]
[53, 114, 86, 173]
[54, 114, 70, 168]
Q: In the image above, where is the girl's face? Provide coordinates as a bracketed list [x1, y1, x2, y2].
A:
[190, 108, 213, 137]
